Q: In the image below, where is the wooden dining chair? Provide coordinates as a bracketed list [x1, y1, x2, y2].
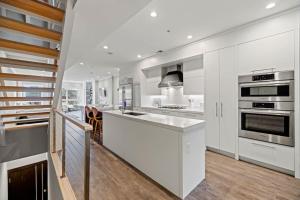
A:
[92, 107, 103, 143]
[85, 106, 94, 125]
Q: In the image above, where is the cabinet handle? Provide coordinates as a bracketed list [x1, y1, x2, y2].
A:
[251, 142, 275, 149]
[215, 103, 218, 117]
[221, 103, 223, 117]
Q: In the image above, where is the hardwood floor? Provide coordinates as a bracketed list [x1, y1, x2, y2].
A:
[65, 137, 300, 200]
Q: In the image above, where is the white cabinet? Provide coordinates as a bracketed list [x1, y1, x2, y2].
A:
[239, 138, 295, 172]
[144, 68, 161, 95]
[204, 51, 220, 150]
[238, 31, 294, 75]
[204, 47, 237, 155]
[219, 47, 238, 154]
[183, 58, 204, 95]
[146, 77, 161, 95]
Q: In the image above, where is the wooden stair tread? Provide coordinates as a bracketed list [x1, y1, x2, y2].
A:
[0, 73, 56, 83]
[0, 0, 65, 22]
[0, 105, 52, 110]
[0, 111, 50, 118]
[0, 97, 52, 101]
[0, 57, 58, 72]
[5, 122, 49, 131]
[0, 38, 59, 58]
[0, 16, 62, 42]
[0, 86, 54, 92]
[3, 117, 49, 124]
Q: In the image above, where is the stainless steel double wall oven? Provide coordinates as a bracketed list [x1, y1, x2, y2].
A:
[238, 71, 294, 146]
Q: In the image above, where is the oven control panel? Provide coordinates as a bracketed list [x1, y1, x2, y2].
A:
[252, 102, 275, 109]
[252, 74, 274, 81]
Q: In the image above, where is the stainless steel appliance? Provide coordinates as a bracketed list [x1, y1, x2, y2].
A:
[239, 101, 294, 146]
[238, 70, 294, 147]
[158, 64, 183, 88]
[239, 71, 294, 102]
[119, 78, 141, 111]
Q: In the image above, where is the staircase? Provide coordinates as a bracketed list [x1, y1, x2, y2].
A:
[0, 0, 65, 127]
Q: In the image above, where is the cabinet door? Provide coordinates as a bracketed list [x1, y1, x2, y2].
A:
[204, 51, 220, 149]
[183, 58, 204, 95]
[144, 68, 161, 95]
[219, 47, 237, 154]
[238, 31, 294, 75]
[184, 76, 204, 95]
[146, 77, 161, 95]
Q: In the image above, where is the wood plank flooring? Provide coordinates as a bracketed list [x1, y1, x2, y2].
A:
[63, 125, 300, 200]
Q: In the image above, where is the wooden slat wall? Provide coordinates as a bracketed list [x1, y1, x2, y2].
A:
[0, 97, 52, 101]
[0, 16, 62, 42]
[0, 111, 50, 118]
[0, 58, 58, 72]
[0, 86, 54, 92]
[0, 0, 65, 22]
[0, 39, 59, 58]
[0, 0, 65, 129]
[3, 117, 49, 124]
[0, 73, 56, 83]
[0, 105, 52, 110]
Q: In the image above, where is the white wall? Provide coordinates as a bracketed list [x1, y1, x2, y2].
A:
[119, 8, 300, 178]
[97, 77, 113, 106]
[112, 76, 119, 108]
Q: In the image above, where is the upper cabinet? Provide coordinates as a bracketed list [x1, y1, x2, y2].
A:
[183, 57, 204, 95]
[238, 31, 294, 75]
[143, 68, 161, 95]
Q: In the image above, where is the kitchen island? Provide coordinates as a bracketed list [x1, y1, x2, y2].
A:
[103, 110, 206, 199]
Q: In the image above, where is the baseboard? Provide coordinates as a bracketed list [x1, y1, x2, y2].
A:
[239, 156, 295, 176]
[206, 146, 235, 159]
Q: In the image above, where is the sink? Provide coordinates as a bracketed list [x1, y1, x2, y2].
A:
[124, 112, 146, 116]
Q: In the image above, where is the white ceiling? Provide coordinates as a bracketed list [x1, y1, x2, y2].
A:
[63, 64, 119, 81]
[65, 0, 300, 80]
[65, 0, 152, 68]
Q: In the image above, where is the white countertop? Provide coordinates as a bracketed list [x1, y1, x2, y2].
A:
[103, 110, 205, 132]
[141, 106, 204, 114]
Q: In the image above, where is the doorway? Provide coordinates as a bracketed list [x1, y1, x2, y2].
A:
[8, 160, 47, 200]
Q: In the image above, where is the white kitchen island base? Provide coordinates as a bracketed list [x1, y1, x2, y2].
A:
[103, 111, 206, 199]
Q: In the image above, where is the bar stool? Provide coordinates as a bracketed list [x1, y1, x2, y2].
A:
[85, 106, 94, 125]
[92, 107, 103, 143]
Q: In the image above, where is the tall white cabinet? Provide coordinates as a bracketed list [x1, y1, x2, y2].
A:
[204, 46, 237, 156]
[204, 51, 220, 150]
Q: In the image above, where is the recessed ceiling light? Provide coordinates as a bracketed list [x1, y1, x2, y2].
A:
[150, 11, 157, 18]
[79, 62, 84, 65]
[107, 72, 111, 75]
[137, 54, 142, 58]
[103, 45, 108, 49]
[266, 2, 276, 9]
[187, 35, 193, 39]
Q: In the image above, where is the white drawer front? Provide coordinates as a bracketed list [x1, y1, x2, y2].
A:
[239, 138, 294, 171]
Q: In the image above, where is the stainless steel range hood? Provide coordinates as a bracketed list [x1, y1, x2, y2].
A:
[158, 64, 183, 88]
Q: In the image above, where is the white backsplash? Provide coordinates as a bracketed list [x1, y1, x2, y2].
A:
[150, 87, 204, 108]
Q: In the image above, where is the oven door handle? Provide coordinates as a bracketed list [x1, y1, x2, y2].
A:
[240, 109, 292, 116]
[239, 80, 293, 87]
